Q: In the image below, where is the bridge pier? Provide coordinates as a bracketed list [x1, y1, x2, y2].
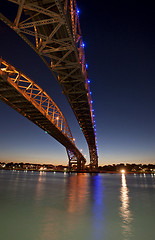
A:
[89, 148, 98, 171]
[66, 149, 85, 172]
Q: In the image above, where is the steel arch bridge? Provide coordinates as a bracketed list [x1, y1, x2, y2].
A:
[0, 0, 98, 170]
[0, 58, 86, 170]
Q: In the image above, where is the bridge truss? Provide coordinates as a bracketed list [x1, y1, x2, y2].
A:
[0, 0, 98, 170]
[0, 58, 86, 170]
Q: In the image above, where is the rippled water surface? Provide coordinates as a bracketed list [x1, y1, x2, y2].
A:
[0, 170, 154, 240]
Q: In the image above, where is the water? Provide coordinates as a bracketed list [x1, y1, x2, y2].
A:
[0, 170, 154, 240]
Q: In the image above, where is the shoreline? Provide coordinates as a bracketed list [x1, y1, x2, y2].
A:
[0, 168, 154, 175]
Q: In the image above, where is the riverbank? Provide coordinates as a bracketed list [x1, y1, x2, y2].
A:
[0, 168, 154, 175]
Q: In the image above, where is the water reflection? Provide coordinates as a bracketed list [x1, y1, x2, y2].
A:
[35, 171, 46, 201]
[38, 173, 91, 240]
[67, 173, 88, 213]
[91, 174, 104, 240]
[120, 173, 133, 239]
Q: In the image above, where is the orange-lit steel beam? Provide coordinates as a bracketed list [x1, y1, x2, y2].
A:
[0, 0, 98, 170]
[0, 58, 86, 170]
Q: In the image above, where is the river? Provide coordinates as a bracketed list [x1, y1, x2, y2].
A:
[0, 170, 154, 240]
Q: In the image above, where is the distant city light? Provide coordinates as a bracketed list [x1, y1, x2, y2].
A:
[77, 9, 80, 15]
[88, 80, 90, 83]
[86, 64, 88, 69]
[121, 169, 125, 174]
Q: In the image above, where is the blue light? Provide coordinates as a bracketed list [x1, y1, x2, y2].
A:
[91, 100, 93, 103]
[81, 43, 85, 48]
[88, 79, 90, 83]
[77, 9, 80, 15]
[90, 92, 92, 95]
[86, 64, 88, 69]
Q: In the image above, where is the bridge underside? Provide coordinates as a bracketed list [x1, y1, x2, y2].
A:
[0, 0, 98, 170]
[0, 59, 86, 170]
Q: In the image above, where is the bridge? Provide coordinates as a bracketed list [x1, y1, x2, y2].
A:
[0, 0, 98, 170]
[0, 58, 86, 170]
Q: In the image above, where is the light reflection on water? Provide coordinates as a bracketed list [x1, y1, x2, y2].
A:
[0, 171, 155, 240]
[91, 175, 104, 240]
[67, 173, 88, 214]
[120, 173, 133, 239]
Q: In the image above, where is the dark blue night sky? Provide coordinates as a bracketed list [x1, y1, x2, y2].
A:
[0, 0, 155, 165]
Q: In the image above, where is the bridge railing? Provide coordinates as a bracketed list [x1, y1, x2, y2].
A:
[0, 58, 74, 142]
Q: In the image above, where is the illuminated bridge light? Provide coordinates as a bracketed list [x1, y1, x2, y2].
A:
[81, 43, 85, 48]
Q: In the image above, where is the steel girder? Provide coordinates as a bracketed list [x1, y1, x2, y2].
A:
[0, 0, 98, 169]
[66, 148, 85, 171]
[0, 58, 86, 169]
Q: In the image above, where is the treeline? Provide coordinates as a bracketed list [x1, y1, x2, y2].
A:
[0, 162, 155, 173]
[98, 163, 155, 173]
